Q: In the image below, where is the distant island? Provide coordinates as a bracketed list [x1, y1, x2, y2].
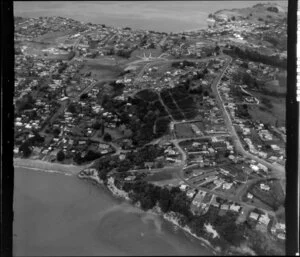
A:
[14, 2, 286, 255]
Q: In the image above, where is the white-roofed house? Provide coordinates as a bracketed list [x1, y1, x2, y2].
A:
[249, 212, 259, 220]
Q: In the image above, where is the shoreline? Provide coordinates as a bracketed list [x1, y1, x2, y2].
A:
[14, 157, 88, 176]
[147, 208, 220, 256]
[14, 158, 246, 255]
[78, 172, 221, 256]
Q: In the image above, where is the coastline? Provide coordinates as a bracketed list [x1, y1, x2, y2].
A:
[78, 172, 221, 256]
[148, 208, 220, 256]
[14, 157, 88, 176]
[14, 157, 251, 256]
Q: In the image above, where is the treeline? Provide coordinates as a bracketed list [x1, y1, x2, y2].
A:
[18, 131, 45, 157]
[119, 177, 281, 255]
[73, 150, 103, 165]
[223, 46, 286, 69]
[16, 93, 35, 112]
[171, 60, 197, 69]
[101, 88, 170, 146]
[91, 143, 283, 255]
[112, 174, 248, 250]
[232, 70, 286, 97]
[95, 144, 164, 180]
[160, 83, 199, 120]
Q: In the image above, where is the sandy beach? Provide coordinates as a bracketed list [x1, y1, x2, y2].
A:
[14, 158, 88, 176]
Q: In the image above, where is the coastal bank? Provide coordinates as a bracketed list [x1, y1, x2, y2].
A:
[14, 166, 213, 256]
[78, 168, 250, 256]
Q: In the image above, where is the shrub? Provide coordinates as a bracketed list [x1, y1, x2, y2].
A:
[57, 150, 65, 161]
[103, 132, 112, 142]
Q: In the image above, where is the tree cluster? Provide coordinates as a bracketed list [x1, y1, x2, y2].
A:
[223, 46, 286, 69]
[16, 94, 35, 112]
[172, 60, 197, 69]
[73, 150, 103, 165]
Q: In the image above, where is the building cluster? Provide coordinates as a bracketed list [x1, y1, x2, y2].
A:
[217, 61, 286, 167]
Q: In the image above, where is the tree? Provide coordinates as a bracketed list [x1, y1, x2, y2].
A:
[73, 152, 82, 164]
[80, 93, 89, 100]
[124, 129, 132, 137]
[57, 150, 65, 161]
[19, 141, 32, 157]
[158, 188, 172, 213]
[92, 121, 101, 130]
[149, 42, 156, 49]
[103, 132, 112, 142]
[67, 103, 77, 113]
[53, 127, 61, 137]
[203, 91, 209, 97]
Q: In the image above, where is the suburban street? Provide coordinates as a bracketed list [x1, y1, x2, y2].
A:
[158, 54, 286, 213]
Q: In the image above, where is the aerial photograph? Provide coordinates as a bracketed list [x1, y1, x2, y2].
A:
[13, 1, 287, 256]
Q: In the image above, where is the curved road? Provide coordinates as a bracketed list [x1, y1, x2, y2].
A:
[210, 56, 285, 179]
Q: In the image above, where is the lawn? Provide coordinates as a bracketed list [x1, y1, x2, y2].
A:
[174, 123, 194, 138]
[36, 30, 73, 43]
[249, 180, 285, 211]
[248, 92, 285, 127]
[79, 60, 122, 81]
[145, 170, 174, 182]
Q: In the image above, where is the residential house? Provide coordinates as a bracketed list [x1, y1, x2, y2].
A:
[249, 212, 259, 220]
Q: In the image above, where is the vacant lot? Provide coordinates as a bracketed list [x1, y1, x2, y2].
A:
[174, 123, 194, 138]
[248, 92, 285, 126]
[36, 30, 74, 43]
[79, 59, 122, 81]
[145, 167, 180, 182]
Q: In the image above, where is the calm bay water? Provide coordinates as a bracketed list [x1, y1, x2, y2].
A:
[14, 1, 287, 32]
[13, 168, 213, 256]
[13, 1, 288, 255]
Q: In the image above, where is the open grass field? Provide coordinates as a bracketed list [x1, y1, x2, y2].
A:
[151, 178, 182, 187]
[174, 123, 195, 138]
[85, 55, 129, 66]
[79, 59, 123, 81]
[145, 170, 174, 182]
[36, 30, 74, 43]
[248, 92, 285, 127]
[144, 166, 180, 182]
[249, 179, 285, 211]
[264, 80, 286, 94]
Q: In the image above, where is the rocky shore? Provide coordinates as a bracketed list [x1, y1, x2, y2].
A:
[77, 170, 224, 255]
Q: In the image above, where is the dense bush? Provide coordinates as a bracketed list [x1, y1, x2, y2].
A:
[223, 46, 286, 69]
[56, 150, 65, 161]
[19, 141, 32, 157]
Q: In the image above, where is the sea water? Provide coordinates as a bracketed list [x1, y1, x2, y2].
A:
[14, 1, 287, 33]
[13, 167, 213, 256]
